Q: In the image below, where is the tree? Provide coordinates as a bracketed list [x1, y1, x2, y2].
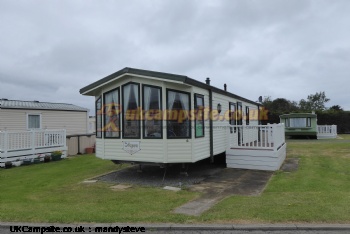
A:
[299, 91, 330, 112]
[261, 96, 273, 110]
[262, 97, 299, 115]
[329, 105, 343, 112]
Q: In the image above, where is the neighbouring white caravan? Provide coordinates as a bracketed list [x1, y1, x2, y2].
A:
[0, 100, 89, 166]
[0, 99, 89, 135]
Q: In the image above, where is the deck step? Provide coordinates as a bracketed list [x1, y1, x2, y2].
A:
[226, 143, 287, 171]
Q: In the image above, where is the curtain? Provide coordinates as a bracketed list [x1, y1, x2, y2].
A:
[144, 87, 152, 136]
[290, 118, 307, 127]
[167, 91, 176, 110]
[179, 93, 189, 111]
[144, 87, 152, 111]
[104, 90, 119, 137]
[96, 98, 102, 138]
[105, 90, 118, 109]
[28, 115, 40, 129]
[179, 93, 190, 137]
[158, 88, 161, 110]
[123, 85, 131, 112]
[123, 84, 140, 138]
[133, 84, 139, 107]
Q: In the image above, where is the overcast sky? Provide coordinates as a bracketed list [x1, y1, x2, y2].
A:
[1, 0, 349, 113]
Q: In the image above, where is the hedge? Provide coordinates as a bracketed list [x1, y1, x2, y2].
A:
[263, 111, 350, 134]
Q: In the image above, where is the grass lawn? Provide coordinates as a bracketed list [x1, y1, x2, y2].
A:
[1, 135, 350, 223]
[198, 135, 350, 223]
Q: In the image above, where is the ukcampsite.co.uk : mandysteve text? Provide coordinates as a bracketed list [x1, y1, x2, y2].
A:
[100, 104, 269, 123]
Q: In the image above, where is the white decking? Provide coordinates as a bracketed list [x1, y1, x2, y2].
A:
[317, 125, 337, 139]
[226, 124, 286, 171]
[0, 129, 67, 166]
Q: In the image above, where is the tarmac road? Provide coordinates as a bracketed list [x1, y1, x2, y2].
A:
[1, 223, 350, 234]
[0, 226, 349, 234]
[149, 231, 349, 234]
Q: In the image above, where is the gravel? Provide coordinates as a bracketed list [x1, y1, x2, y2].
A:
[96, 161, 225, 188]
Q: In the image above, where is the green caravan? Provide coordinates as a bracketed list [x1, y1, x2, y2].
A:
[280, 113, 318, 138]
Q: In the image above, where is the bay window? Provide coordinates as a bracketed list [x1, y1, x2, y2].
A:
[122, 83, 140, 138]
[96, 97, 102, 138]
[103, 88, 120, 138]
[143, 85, 162, 139]
[167, 89, 191, 138]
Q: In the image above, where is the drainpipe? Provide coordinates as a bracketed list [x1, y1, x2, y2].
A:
[209, 88, 214, 163]
[77, 135, 81, 155]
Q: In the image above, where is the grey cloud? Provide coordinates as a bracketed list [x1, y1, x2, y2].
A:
[0, 0, 349, 112]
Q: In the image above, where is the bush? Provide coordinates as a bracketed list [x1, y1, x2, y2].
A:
[51, 151, 62, 157]
[44, 155, 51, 163]
[5, 161, 13, 169]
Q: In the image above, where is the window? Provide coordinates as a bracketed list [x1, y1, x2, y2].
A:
[237, 102, 243, 126]
[287, 117, 311, 128]
[246, 106, 250, 125]
[103, 88, 120, 138]
[167, 89, 191, 138]
[143, 85, 162, 139]
[96, 97, 102, 138]
[27, 114, 41, 129]
[122, 83, 140, 138]
[195, 94, 204, 138]
[229, 102, 236, 126]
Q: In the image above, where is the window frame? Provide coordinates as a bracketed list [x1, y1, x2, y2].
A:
[95, 96, 103, 138]
[166, 88, 191, 139]
[122, 82, 141, 139]
[229, 102, 237, 133]
[229, 102, 237, 126]
[246, 106, 250, 125]
[142, 84, 163, 139]
[27, 113, 42, 130]
[285, 118, 289, 127]
[287, 117, 312, 128]
[103, 88, 121, 139]
[236, 102, 243, 126]
[194, 93, 205, 138]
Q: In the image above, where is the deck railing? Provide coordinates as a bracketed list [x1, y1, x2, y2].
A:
[0, 129, 66, 160]
[317, 125, 337, 138]
[228, 124, 285, 151]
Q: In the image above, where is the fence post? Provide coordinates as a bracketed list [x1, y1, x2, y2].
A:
[4, 131, 8, 157]
[63, 129, 67, 148]
[226, 125, 230, 150]
[281, 123, 285, 144]
[31, 130, 35, 155]
[272, 124, 277, 150]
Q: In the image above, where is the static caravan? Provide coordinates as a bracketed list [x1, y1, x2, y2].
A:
[280, 113, 318, 138]
[0, 99, 89, 135]
[0, 99, 89, 165]
[80, 67, 260, 165]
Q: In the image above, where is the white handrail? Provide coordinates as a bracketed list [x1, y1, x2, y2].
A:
[317, 125, 337, 135]
[227, 124, 285, 151]
[317, 125, 337, 139]
[0, 129, 66, 157]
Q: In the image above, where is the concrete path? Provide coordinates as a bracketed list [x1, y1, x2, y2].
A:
[174, 169, 273, 216]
